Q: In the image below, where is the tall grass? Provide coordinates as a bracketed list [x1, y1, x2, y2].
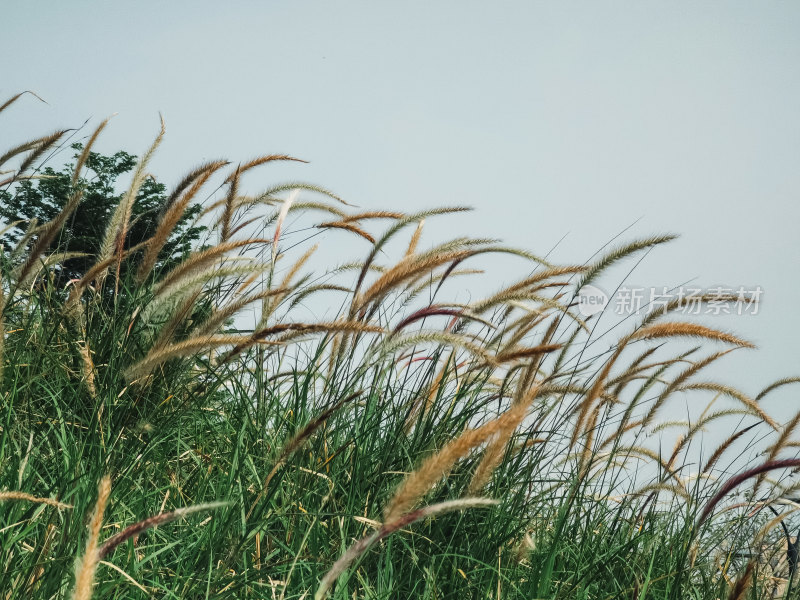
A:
[1, 94, 799, 599]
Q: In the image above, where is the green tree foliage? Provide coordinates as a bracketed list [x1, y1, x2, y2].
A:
[0, 143, 205, 285]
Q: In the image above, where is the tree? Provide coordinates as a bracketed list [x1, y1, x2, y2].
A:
[0, 143, 206, 285]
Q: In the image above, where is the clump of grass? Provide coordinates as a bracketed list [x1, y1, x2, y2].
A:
[2, 94, 800, 599]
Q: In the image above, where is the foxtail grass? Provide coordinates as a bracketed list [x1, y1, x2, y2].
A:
[3, 104, 800, 600]
[71, 476, 111, 600]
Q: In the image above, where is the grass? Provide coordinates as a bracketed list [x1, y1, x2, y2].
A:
[1, 93, 800, 599]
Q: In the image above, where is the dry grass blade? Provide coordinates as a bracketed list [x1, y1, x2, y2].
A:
[146, 289, 206, 353]
[698, 459, 800, 526]
[32, 251, 91, 276]
[72, 117, 113, 185]
[0, 173, 58, 187]
[726, 560, 755, 600]
[272, 189, 300, 261]
[80, 341, 97, 398]
[153, 238, 268, 298]
[223, 154, 307, 182]
[220, 165, 241, 242]
[97, 561, 150, 595]
[671, 409, 753, 458]
[161, 159, 229, 217]
[71, 476, 111, 600]
[631, 482, 692, 503]
[678, 381, 778, 431]
[64, 240, 150, 313]
[356, 250, 475, 313]
[397, 348, 450, 431]
[97, 116, 166, 281]
[392, 305, 465, 333]
[0, 91, 46, 116]
[192, 287, 288, 338]
[14, 188, 85, 289]
[384, 402, 529, 522]
[285, 283, 352, 311]
[640, 350, 736, 430]
[316, 221, 376, 243]
[315, 498, 498, 600]
[495, 343, 563, 364]
[766, 409, 800, 461]
[0, 491, 72, 509]
[124, 335, 262, 380]
[352, 207, 472, 300]
[132, 321, 380, 379]
[753, 506, 800, 548]
[753, 409, 800, 495]
[474, 266, 587, 313]
[261, 244, 318, 325]
[467, 422, 521, 495]
[377, 330, 495, 366]
[13, 120, 111, 291]
[609, 346, 662, 396]
[0, 219, 25, 241]
[98, 501, 229, 559]
[149, 259, 264, 311]
[405, 219, 424, 257]
[15, 129, 68, 176]
[599, 419, 644, 450]
[137, 160, 228, 282]
[340, 210, 404, 223]
[597, 445, 683, 484]
[0, 139, 43, 170]
[227, 215, 264, 240]
[756, 376, 800, 402]
[576, 234, 677, 291]
[200, 185, 348, 220]
[9, 217, 39, 261]
[467, 385, 541, 495]
[220, 321, 383, 366]
[701, 423, 759, 474]
[630, 322, 754, 348]
[258, 182, 350, 205]
[569, 343, 627, 452]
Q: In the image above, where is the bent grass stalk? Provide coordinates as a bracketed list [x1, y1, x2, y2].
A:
[315, 498, 498, 600]
[698, 459, 800, 527]
[97, 501, 229, 559]
[0, 490, 72, 509]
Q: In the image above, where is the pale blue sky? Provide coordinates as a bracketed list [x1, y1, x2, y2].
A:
[4, 2, 800, 417]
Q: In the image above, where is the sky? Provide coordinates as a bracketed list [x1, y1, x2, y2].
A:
[4, 2, 800, 422]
